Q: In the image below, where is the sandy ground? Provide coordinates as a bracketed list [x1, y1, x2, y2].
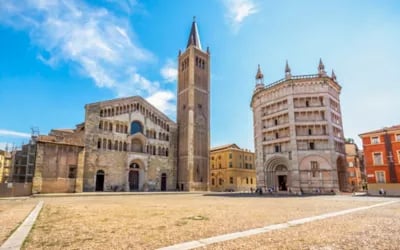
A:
[0, 198, 37, 245]
[17, 193, 392, 249]
[211, 200, 400, 250]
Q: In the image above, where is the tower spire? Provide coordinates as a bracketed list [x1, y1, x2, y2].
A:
[318, 58, 326, 76]
[255, 64, 264, 90]
[186, 17, 202, 49]
[285, 60, 291, 79]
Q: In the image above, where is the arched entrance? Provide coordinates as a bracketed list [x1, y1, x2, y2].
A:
[161, 173, 167, 191]
[129, 163, 140, 191]
[95, 170, 105, 191]
[264, 157, 289, 191]
[337, 156, 347, 192]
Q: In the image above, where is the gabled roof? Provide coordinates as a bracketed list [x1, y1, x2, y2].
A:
[186, 18, 202, 50]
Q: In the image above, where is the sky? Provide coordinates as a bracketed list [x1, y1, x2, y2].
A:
[0, 0, 400, 151]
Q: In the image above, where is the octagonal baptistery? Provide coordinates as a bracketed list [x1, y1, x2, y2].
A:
[83, 96, 177, 192]
[250, 60, 347, 194]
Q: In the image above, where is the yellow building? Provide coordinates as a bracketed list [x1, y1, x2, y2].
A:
[0, 149, 12, 183]
[210, 144, 256, 192]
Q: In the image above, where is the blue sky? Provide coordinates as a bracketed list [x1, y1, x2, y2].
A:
[1, 0, 399, 151]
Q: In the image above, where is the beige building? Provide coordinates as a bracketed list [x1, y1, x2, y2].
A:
[210, 144, 256, 192]
[0, 149, 12, 183]
[25, 19, 210, 193]
[251, 60, 347, 193]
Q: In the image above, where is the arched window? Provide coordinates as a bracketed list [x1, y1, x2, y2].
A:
[97, 139, 101, 149]
[100, 110, 103, 117]
[165, 148, 169, 157]
[119, 141, 123, 151]
[109, 123, 113, 132]
[99, 121, 103, 129]
[102, 139, 107, 149]
[114, 140, 118, 150]
[108, 140, 112, 150]
[130, 121, 143, 134]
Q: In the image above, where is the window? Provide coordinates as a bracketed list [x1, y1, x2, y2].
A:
[211, 156, 214, 160]
[250, 178, 253, 184]
[274, 119, 278, 126]
[308, 129, 312, 135]
[275, 132, 279, 139]
[229, 177, 233, 184]
[212, 178, 215, 185]
[68, 166, 77, 178]
[246, 178, 249, 184]
[397, 151, 400, 164]
[375, 171, 385, 183]
[130, 121, 143, 134]
[219, 164, 222, 169]
[309, 142, 315, 150]
[371, 136, 379, 144]
[396, 134, 400, 141]
[212, 164, 214, 169]
[373, 152, 383, 165]
[275, 144, 281, 153]
[348, 162, 354, 167]
[219, 178, 223, 185]
[229, 153, 232, 159]
[229, 162, 232, 168]
[306, 100, 309, 107]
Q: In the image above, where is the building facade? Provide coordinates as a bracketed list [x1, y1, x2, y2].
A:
[359, 125, 400, 195]
[210, 144, 256, 192]
[345, 140, 363, 191]
[251, 60, 347, 193]
[82, 96, 178, 192]
[177, 18, 210, 191]
[14, 19, 210, 194]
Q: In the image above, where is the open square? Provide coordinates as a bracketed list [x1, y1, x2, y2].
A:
[1, 193, 398, 249]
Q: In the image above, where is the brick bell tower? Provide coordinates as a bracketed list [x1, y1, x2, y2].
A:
[177, 17, 210, 191]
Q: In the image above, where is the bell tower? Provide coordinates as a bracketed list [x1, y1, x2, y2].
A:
[177, 17, 210, 191]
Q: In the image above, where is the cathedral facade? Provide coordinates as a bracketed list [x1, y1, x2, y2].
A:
[31, 19, 210, 193]
[251, 60, 347, 193]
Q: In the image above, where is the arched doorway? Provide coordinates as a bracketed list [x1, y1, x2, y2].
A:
[161, 173, 167, 191]
[276, 165, 288, 191]
[95, 170, 105, 191]
[264, 157, 289, 190]
[129, 163, 140, 191]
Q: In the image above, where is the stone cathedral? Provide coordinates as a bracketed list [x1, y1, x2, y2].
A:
[30, 19, 210, 193]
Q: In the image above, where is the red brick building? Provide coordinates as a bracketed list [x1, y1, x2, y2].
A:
[359, 125, 400, 195]
[345, 140, 363, 191]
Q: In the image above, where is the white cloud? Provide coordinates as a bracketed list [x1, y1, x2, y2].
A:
[222, 0, 259, 33]
[0, 129, 31, 138]
[160, 60, 178, 83]
[146, 91, 176, 115]
[0, 0, 174, 104]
